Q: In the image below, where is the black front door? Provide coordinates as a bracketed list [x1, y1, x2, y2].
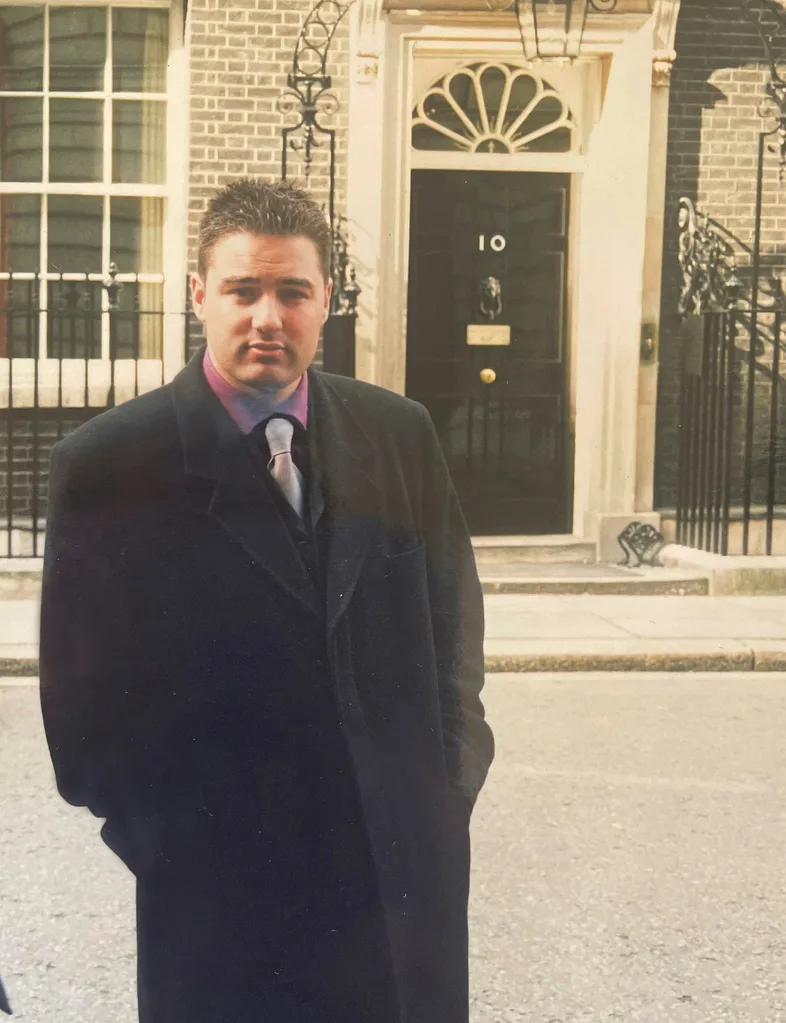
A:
[406, 170, 572, 535]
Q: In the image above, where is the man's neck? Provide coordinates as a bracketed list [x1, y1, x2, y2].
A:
[208, 349, 303, 406]
[203, 347, 309, 434]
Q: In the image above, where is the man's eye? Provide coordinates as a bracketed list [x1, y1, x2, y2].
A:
[232, 289, 255, 300]
[281, 290, 307, 302]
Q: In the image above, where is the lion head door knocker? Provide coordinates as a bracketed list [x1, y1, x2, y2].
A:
[479, 276, 503, 322]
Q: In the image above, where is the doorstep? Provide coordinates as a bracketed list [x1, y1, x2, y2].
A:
[472, 535, 597, 565]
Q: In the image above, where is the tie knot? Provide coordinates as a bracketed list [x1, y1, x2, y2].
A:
[265, 416, 294, 458]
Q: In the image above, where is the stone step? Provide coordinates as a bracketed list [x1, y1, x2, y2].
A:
[0, 554, 710, 599]
[472, 535, 597, 565]
[479, 563, 710, 596]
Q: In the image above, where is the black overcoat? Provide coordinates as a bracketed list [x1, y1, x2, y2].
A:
[39, 347, 494, 1023]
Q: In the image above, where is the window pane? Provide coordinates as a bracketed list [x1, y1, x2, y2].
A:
[0, 193, 40, 271]
[112, 8, 169, 93]
[112, 100, 165, 183]
[49, 98, 103, 182]
[0, 6, 44, 91]
[47, 194, 102, 273]
[110, 196, 163, 274]
[0, 97, 43, 181]
[49, 6, 106, 92]
[111, 279, 163, 359]
[0, 193, 41, 357]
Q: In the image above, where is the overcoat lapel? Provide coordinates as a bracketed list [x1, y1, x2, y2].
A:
[171, 348, 318, 616]
[308, 369, 383, 636]
[208, 449, 318, 613]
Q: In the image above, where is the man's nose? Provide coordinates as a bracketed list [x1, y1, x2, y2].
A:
[251, 294, 283, 334]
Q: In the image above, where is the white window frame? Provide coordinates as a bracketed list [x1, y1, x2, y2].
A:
[0, 0, 188, 377]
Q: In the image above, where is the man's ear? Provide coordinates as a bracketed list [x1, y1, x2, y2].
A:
[323, 279, 333, 323]
[190, 273, 207, 322]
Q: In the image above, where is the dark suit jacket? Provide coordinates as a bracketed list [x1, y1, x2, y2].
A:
[0, 975, 11, 1015]
[39, 347, 494, 1023]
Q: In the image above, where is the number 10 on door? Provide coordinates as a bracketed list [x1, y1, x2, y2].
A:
[478, 234, 507, 253]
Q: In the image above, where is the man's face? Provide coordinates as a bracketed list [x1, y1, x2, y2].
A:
[190, 231, 332, 394]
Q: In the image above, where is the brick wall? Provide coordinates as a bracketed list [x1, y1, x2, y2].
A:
[185, 0, 351, 369]
[655, 0, 786, 508]
[0, 416, 86, 556]
[187, 0, 350, 266]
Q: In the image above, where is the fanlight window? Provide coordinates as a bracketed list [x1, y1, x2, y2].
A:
[412, 62, 576, 155]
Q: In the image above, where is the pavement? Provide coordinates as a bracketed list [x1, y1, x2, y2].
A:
[4, 671, 786, 1021]
[2, 593, 786, 674]
[484, 593, 786, 672]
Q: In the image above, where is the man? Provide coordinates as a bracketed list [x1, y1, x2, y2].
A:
[0, 974, 11, 1015]
[39, 179, 494, 1023]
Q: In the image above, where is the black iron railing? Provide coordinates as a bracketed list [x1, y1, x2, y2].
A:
[0, 271, 200, 558]
[676, 304, 786, 556]
[0, 268, 195, 361]
[673, 2, 786, 556]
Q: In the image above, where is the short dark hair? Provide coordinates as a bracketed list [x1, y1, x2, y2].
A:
[197, 178, 331, 281]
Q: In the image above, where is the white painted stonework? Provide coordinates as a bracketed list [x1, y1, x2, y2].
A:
[573, 18, 654, 537]
[0, 359, 164, 409]
[345, 0, 678, 537]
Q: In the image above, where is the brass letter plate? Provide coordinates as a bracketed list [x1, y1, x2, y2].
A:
[466, 324, 511, 346]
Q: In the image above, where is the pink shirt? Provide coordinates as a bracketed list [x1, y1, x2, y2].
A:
[203, 348, 309, 435]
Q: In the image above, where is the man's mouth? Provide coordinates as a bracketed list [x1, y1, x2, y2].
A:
[247, 341, 286, 354]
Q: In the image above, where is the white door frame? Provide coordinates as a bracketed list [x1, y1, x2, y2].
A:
[347, 13, 658, 537]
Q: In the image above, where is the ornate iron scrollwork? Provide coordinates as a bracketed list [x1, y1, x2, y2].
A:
[745, 0, 786, 174]
[278, 0, 352, 190]
[330, 215, 360, 316]
[677, 197, 744, 316]
[617, 522, 666, 568]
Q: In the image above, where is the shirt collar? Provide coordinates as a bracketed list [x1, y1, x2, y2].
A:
[203, 347, 309, 435]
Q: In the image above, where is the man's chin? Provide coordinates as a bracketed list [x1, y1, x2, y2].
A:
[239, 364, 298, 394]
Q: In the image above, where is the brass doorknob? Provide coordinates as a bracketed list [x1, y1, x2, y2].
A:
[480, 368, 496, 384]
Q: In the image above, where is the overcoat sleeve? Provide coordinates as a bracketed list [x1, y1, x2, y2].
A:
[39, 442, 155, 847]
[416, 404, 494, 812]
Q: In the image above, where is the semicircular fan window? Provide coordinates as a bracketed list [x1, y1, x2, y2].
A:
[412, 62, 576, 154]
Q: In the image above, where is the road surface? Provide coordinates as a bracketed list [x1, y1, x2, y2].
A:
[2, 672, 786, 1022]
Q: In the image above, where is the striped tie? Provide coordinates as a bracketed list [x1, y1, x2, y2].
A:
[264, 416, 305, 519]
